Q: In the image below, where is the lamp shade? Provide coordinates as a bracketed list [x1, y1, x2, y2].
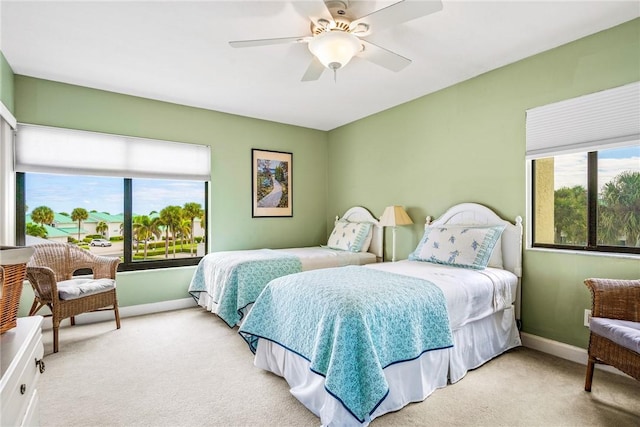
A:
[308, 31, 361, 70]
[379, 205, 413, 227]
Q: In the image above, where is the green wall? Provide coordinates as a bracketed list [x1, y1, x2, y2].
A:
[14, 76, 328, 313]
[0, 50, 15, 112]
[327, 19, 640, 348]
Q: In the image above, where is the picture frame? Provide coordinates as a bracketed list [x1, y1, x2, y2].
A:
[251, 149, 293, 217]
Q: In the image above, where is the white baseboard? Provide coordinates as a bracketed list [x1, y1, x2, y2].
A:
[520, 332, 629, 377]
[38, 297, 197, 330]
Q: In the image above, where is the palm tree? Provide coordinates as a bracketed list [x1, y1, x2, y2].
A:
[71, 207, 89, 242]
[176, 218, 192, 252]
[96, 221, 108, 237]
[199, 210, 206, 248]
[159, 206, 183, 258]
[31, 206, 54, 226]
[599, 171, 640, 246]
[199, 211, 206, 233]
[132, 215, 161, 259]
[183, 202, 203, 256]
[26, 223, 48, 238]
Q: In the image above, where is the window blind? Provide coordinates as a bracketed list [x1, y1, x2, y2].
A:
[525, 81, 640, 159]
[14, 124, 211, 181]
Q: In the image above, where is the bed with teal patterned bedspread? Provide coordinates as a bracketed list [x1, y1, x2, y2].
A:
[188, 249, 302, 327]
[238, 265, 453, 423]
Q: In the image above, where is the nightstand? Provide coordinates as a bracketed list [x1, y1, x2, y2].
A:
[0, 316, 45, 426]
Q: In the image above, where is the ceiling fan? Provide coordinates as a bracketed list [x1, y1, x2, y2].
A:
[229, 0, 443, 81]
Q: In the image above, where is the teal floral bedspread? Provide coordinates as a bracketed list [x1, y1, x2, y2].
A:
[188, 249, 302, 327]
[238, 265, 453, 423]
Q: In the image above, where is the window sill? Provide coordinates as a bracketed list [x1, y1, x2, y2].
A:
[526, 246, 640, 260]
[119, 263, 199, 274]
[118, 257, 202, 273]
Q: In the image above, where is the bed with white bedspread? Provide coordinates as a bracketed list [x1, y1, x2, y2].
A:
[238, 203, 523, 426]
[188, 206, 382, 326]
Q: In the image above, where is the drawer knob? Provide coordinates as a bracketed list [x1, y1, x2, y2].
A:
[35, 358, 46, 374]
[20, 384, 26, 395]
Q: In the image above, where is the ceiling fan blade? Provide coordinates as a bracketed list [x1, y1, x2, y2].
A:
[350, 0, 443, 33]
[301, 57, 325, 82]
[292, 0, 335, 28]
[359, 40, 411, 72]
[229, 36, 309, 48]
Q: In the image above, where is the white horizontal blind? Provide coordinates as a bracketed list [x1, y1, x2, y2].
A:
[14, 124, 211, 181]
[526, 81, 640, 159]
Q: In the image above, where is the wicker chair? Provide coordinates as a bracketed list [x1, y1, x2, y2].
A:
[584, 278, 640, 391]
[26, 243, 121, 353]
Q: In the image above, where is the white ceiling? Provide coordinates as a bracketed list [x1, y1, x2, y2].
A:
[1, 1, 638, 131]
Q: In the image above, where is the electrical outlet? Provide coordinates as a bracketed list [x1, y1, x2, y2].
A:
[584, 309, 592, 327]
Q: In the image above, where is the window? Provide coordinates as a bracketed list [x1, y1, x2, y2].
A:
[531, 145, 640, 254]
[14, 124, 210, 271]
[131, 178, 205, 263]
[527, 82, 640, 256]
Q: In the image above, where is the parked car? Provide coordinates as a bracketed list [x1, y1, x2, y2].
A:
[90, 238, 112, 247]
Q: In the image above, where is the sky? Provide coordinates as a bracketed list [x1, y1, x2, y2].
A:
[25, 174, 205, 216]
[553, 145, 639, 190]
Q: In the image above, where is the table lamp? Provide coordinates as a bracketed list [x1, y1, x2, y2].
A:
[379, 205, 413, 262]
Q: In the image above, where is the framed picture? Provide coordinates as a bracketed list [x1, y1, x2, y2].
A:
[251, 149, 293, 217]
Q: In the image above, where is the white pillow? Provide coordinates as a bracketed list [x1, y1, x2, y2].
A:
[409, 225, 506, 269]
[327, 221, 372, 252]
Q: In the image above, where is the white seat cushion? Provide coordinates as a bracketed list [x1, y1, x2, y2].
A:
[57, 278, 116, 300]
[590, 317, 640, 354]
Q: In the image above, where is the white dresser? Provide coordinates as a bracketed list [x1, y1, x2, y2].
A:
[0, 316, 45, 427]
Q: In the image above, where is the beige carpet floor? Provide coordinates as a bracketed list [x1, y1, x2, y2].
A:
[38, 308, 639, 427]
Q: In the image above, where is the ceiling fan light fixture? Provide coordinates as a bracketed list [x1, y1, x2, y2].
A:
[308, 31, 361, 71]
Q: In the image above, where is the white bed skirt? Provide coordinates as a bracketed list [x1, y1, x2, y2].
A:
[196, 292, 252, 326]
[254, 307, 521, 426]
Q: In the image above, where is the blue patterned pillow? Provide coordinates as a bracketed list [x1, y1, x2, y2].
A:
[327, 221, 373, 252]
[408, 225, 506, 269]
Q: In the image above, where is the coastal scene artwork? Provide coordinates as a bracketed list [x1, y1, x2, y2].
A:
[252, 149, 292, 217]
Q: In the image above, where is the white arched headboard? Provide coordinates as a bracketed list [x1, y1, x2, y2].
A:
[426, 203, 523, 320]
[336, 206, 383, 262]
